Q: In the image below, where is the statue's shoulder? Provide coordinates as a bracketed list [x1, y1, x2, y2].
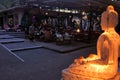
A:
[99, 32, 119, 41]
[98, 32, 112, 40]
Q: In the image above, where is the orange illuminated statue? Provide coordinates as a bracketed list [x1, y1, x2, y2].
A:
[62, 5, 120, 80]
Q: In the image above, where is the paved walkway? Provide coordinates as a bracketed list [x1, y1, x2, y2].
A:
[0, 35, 14, 39]
[0, 35, 24, 44]
[0, 44, 22, 63]
[0, 34, 96, 53]
[0, 33, 97, 80]
[4, 41, 43, 52]
[37, 41, 96, 53]
[3, 39, 96, 53]
[0, 46, 97, 80]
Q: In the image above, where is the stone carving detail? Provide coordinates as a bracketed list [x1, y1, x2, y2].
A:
[62, 5, 120, 80]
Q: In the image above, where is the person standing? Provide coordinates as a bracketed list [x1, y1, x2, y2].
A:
[29, 24, 35, 42]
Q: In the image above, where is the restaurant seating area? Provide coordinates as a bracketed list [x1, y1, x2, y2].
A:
[25, 23, 102, 45]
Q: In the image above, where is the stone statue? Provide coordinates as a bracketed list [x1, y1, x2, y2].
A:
[62, 5, 120, 80]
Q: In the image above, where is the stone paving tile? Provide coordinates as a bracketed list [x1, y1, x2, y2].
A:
[11, 45, 43, 52]
[0, 35, 14, 39]
[0, 38, 24, 44]
[37, 41, 96, 53]
[0, 44, 22, 64]
[3, 40, 42, 51]
[3, 38, 96, 53]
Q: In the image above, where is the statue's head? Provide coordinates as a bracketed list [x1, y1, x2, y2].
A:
[101, 5, 118, 31]
[107, 9, 118, 29]
[107, 5, 114, 12]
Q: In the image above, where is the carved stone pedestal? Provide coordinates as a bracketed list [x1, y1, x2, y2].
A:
[62, 69, 120, 80]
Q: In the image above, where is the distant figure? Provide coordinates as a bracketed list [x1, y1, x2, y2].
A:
[29, 24, 35, 42]
[3, 24, 10, 31]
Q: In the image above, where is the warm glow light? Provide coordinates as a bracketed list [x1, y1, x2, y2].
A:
[77, 29, 80, 33]
[45, 12, 48, 15]
[82, 11, 86, 15]
[83, 15, 87, 20]
[60, 9, 64, 12]
[53, 9, 78, 13]
[89, 64, 110, 73]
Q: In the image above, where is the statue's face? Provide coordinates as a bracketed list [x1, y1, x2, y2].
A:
[101, 26, 106, 31]
[100, 11, 108, 31]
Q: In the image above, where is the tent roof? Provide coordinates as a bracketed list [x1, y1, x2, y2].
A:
[39, 0, 120, 11]
[0, 0, 120, 13]
[0, 4, 7, 11]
